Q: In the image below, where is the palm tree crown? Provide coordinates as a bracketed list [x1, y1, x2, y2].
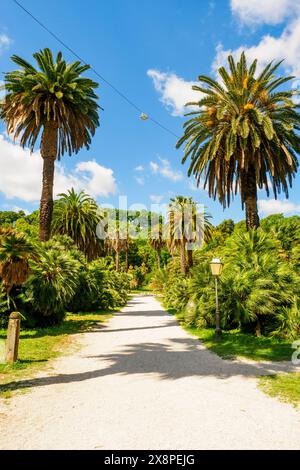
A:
[1, 48, 99, 156]
[52, 189, 102, 261]
[0, 48, 100, 241]
[177, 52, 300, 229]
[167, 196, 212, 273]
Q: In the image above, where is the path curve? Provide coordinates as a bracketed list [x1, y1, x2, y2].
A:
[0, 295, 299, 450]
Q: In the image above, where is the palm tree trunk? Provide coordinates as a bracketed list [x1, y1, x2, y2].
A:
[245, 164, 260, 230]
[255, 317, 262, 337]
[187, 248, 193, 270]
[180, 242, 187, 275]
[125, 244, 129, 272]
[115, 249, 120, 272]
[39, 122, 58, 241]
[156, 248, 161, 270]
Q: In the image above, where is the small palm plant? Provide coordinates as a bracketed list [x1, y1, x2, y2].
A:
[1, 48, 100, 241]
[25, 249, 80, 325]
[222, 229, 297, 335]
[0, 231, 36, 293]
[177, 52, 300, 229]
[52, 189, 102, 260]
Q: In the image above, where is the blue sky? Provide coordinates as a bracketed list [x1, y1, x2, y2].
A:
[0, 0, 300, 224]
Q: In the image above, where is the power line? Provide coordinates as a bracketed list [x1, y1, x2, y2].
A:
[12, 0, 180, 139]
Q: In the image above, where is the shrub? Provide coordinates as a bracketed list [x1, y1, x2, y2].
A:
[22, 249, 80, 326]
[68, 259, 130, 313]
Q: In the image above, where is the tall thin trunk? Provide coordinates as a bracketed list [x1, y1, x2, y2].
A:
[39, 122, 58, 241]
[156, 248, 161, 270]
[245, 164, 260, 230]
[115, 249, 120, 272]
[255, 317, 262, 337]
[180, 241, 187, 275]
[187, 248, 193, 270]
[125, 244, 129, 272]
[115, 229, 120, 272]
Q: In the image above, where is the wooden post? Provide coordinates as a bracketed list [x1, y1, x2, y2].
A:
[6, 312, 21, 364]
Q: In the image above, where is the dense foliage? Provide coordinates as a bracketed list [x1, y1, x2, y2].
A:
[153, 214, 300, 340]
[0, 232, 130, 327]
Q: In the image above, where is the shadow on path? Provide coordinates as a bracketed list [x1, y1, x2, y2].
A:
[1, 335, 296, 395]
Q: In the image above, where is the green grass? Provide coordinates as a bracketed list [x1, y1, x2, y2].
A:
[0, 309, 113, 397]
[169, 309, 292, 362]
[259, 373, 300, 407]
[131, 287, 153, 294]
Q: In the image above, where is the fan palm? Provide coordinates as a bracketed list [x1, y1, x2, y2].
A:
[52, 189, 102, 261]
[1, 48, 100, 241]
[176, 52, 300, 229]
[222, 229, 298, 335]
[167, 196, 212, 273]
[25, 249, 80, 325]
[0, 232, 36, 293]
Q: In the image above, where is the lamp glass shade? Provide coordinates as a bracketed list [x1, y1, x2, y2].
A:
[210, 258, 223, 276]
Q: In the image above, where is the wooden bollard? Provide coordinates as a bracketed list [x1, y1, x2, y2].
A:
[6, 312, 21, 364]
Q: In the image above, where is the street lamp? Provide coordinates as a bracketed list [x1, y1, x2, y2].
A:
[210, 258, 223, 339]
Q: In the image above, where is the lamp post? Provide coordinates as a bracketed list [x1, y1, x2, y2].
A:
[210, 258, 223, 339]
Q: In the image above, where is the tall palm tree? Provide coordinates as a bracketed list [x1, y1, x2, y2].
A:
[52, 189, 102, 261]
[177, 52, 300, 229]
[148, 217, 165, 270]
[105, 214, 127, 272]
[167, 196, 212, 274]
[1, 48, 100, 241]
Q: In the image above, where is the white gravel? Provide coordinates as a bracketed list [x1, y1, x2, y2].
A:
[0, 295, 299, 450]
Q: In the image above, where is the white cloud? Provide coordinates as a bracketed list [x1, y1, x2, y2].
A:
[258, 199, 300, 216]
[150, 161, 159, 172]
[74, 160, 117, 198]
[135, 165, 144, 171]
[135, 176, 145, 186]
[231, 0, 298, 26]
[214, 15, 300, 78]
[0, 134, 117, 202]
[0, 34, 11, 54]
[147, 69, 201, 116]
[150, 194, 164, 204]
[150, 157, 183, 182]
[0, 204, 30, 215]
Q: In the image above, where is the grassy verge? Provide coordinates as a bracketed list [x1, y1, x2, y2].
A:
[131, 287, 153, 294]
[165, 304, 299, 405]
[169, 309, 292, 362]
[259, 373, 300, 407]
[0, 309, 113, 397]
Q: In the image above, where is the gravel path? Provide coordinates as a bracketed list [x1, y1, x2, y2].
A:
[0, 295, 299, 450]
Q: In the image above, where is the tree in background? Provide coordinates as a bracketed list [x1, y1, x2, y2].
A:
[177, 52, 300, 229]
[1, 48, 100, 241]
[105, 213, 127, 272]
[52, 189, 102, 261]
[0, 211, 26, 227]
[167, 196, 212, 274]
[148, 216, 165, 270]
